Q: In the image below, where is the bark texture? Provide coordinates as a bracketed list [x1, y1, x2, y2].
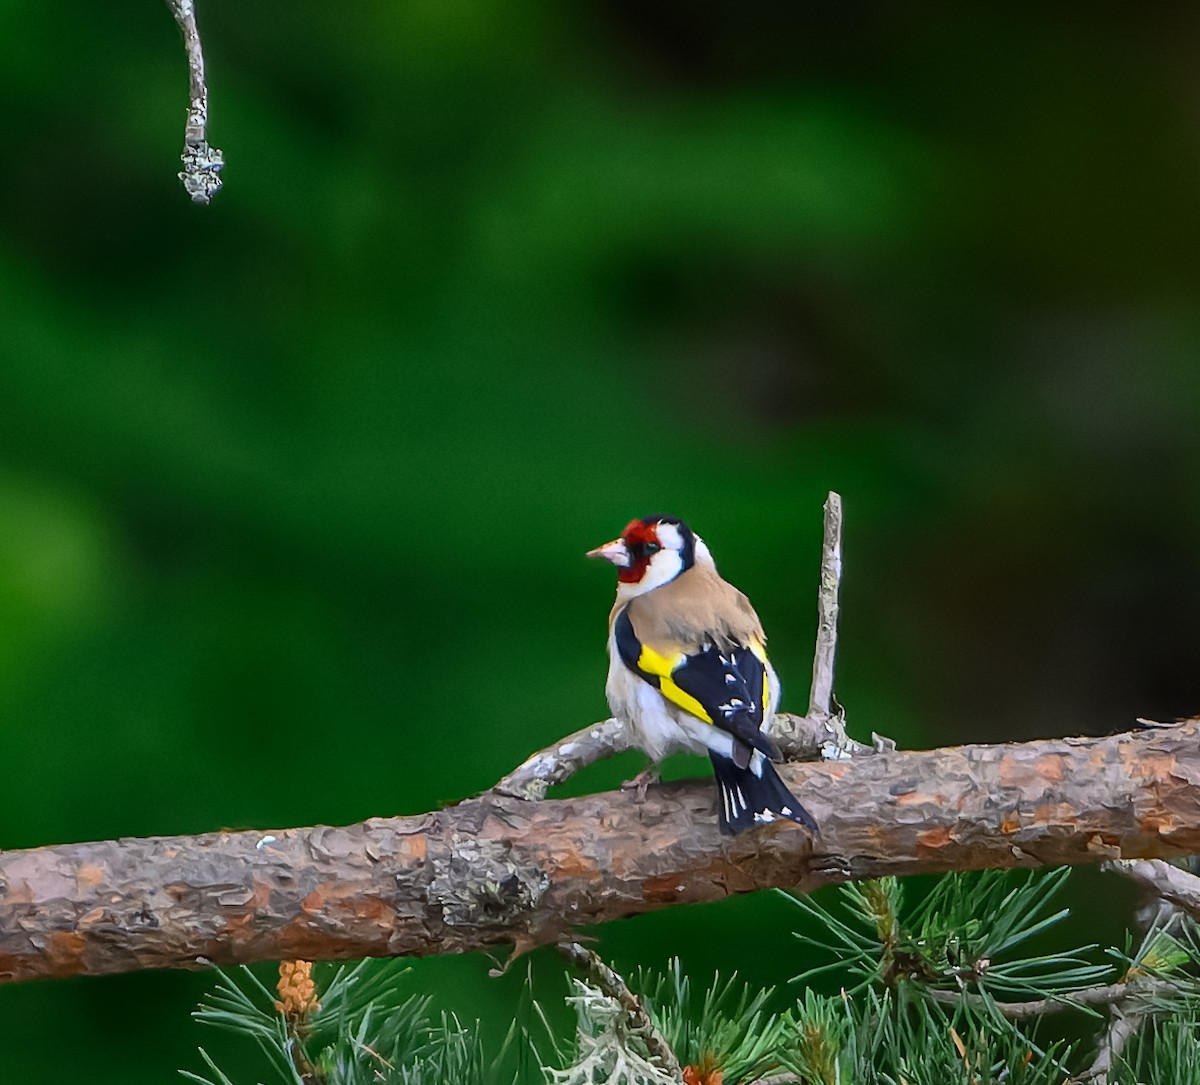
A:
[3, 720, 1199, 985]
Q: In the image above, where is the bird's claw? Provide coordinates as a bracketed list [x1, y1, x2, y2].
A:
[621, 767, 660, 804]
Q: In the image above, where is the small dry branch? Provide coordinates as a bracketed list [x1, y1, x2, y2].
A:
[166, 0, 223, 202]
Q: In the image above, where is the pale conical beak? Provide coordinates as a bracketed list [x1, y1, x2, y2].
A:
[586, 538, 631, 567]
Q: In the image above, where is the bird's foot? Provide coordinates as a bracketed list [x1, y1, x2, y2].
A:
[621, 767, 660, 804]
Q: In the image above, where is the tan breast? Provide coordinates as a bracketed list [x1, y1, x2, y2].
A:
[614, 563, 765, 654]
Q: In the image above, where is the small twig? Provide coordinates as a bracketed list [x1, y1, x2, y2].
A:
[930, 976, 1178, 1083]
[557, 941, 682, 1081]
[808, 491, 843, 720]
[493, 718, 634, 800]
[494, 711, 879, 802]
[1075, 976, 1178, 1084]
[771, 711, 874, 761]
[925, 982, 1131, 1020]
[165, 0, 223, 202]
[797, 491, 873, 760]
[1083, 1005, 1142, 1084]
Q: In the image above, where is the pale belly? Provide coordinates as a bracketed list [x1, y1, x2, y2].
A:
[603, 628, 780, 765]
[605, 657, 718, 761]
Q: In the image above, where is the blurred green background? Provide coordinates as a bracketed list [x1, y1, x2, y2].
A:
[2, 0, 1199, 1079]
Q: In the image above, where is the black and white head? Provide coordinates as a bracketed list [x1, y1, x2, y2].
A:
[586, 515, 714, 598]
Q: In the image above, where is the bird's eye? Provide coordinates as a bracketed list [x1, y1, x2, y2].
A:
[644, 542, 661, 555]
[629, 541, 660, 559]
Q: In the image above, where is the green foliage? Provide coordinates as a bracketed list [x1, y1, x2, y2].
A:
[786, 868, 1111, 1003]
[388, 1014, 497, 1085]
[783, 989, 857, 1085]
[862, 990, 1072, 1085]
[1118, 1006, 1200, 1085]
[6, 4, 1200, 1082]
[778, 985, 1079, 1085]
[777, 870, 1200, 1083]
[181, 961, 505, 1085]
[178, 870, 1200, 1085]
[640, 960, 787, 1083]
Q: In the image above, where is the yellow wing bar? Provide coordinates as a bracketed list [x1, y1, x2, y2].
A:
[636, 643, 714, 724]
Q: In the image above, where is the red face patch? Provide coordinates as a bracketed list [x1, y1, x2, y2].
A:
[618, 519, 661, 584]
[621, 519, 658, 547]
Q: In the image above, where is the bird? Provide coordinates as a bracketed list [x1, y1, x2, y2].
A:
[587, 515, 816, 835]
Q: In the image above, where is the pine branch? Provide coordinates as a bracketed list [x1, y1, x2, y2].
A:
[3, 720, 1200, 984]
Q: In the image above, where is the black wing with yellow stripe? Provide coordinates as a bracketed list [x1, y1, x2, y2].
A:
[613, 607, 780, 768]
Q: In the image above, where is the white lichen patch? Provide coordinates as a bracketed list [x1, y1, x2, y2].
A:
[428, 835, 548, 928]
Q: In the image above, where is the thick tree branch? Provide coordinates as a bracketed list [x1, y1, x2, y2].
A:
[3, 720, 1200, 985]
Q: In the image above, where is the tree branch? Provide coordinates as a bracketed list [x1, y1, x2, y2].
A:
[1102, 857, 1200, 921]
[1074, 975, 1179, 1085]
[801, 491, 879, 759]
[492, 710, 877, 802]
[4, 720, 1200, 985]
[925, 982, 1132, 1020]
[808, 491, 842, 721]
[494, 717, 633, 800]
[166, 0, 223, 202]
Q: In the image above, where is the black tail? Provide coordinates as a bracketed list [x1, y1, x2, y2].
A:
[709, 752, 817, 836]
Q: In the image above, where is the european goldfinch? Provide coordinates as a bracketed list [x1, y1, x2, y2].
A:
[587, 515, 816, 835]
